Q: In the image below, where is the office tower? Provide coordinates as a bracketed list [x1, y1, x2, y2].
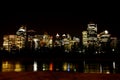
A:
[16, 26, 27, 49]
[82, 31, 88, 47]
[110, 37, 117, 50]
[3, 35, 25, 51]
[98, 30, 111, 52]
[87, 23, 97, 46]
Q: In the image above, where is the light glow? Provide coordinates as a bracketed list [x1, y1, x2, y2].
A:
[105, 30, 108, 34]
[33, 61, 37, 72]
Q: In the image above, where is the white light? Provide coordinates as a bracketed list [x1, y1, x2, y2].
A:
[42, 64, 46, 71]
[33, 61, 37, 72]
[112, 49, 115, 52]
[106, 71, 110, 74]
[113, 61, 116, 69]
[74, 38, 80, 42]
[62, 34, 66, 37]
[43, 68, 45, 71]
[33, 38, 39, 49]
[19, 29, 26, 32]
[33, 38, 38, 42]
[100, 64, 102, 73]
[96, 51, 98, 54]
[104, 30, 108, 34]
[56, 33, 59, 37]
[79, 51, 82, 53]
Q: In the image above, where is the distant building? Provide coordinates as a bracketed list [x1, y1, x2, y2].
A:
[54, 33, 61, 47]
[87, 23, 97, 46]
[16, 25, 27, 48]
[42, 32, 50, 47]
[16, 26, 27, 37]
[2, 23, 118, 54]
[27, 29, 36, 49]
[82, 31, 88, 47]
[98, 30, 111, 43]
[3, 35, 25, 51]
[110, 37, 117, 50]
[97, 30, 111, 52]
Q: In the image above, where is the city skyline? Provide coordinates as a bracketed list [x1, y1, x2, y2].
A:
[0, 12, 119, 39]
[1, 22, 117, 53]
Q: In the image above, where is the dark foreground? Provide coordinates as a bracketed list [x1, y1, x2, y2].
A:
[1, 72, 120, 80]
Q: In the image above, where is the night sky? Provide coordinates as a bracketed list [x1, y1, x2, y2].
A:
[0, 12, 120, 42]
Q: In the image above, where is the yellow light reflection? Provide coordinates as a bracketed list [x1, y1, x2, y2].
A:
[14, 63, 22, 72]
[2, 61, 14, 72]
[63, 63, 67, 71]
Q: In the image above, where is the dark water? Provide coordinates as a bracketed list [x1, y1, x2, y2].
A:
[0, 58, 119, 74]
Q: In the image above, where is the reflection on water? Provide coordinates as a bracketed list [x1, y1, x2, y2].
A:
[0, 60, 119, 74]
[113, 61, 115, 69]
[84, 63, 101, 73]
[33, 61, 37, 72]
[2, 61, 23, 72]
[42, 63, 49, 71]
[14, 62, 23, 72]
[49, 63, 53, 71]
[63, 62, 77, 72]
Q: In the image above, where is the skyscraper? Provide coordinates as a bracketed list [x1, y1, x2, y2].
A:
[82, 31, 88, 47]
[87, 23, 97, 46]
